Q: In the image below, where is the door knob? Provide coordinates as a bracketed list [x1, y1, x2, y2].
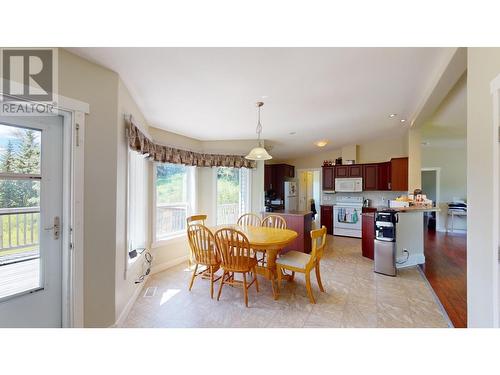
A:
[44, 216, 60, 240]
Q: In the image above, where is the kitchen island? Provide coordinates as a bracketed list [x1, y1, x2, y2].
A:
[262, 210, 313, 254]
[384, 207, 439, 268]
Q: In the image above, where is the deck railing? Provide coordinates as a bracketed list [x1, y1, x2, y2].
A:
[0, 207, 40, 258]
[217, 203, 239, 225]
[156, 203, 187, 239]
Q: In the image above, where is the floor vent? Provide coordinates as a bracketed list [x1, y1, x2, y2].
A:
[143, 286, 157, 297]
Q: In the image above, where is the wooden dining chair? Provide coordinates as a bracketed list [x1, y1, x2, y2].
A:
[258, 215, 287, 266]
[214, 228, 259, 307]
[186, 215, 208, 266]
[262, 214, 287, 229]
[186, 214, 207, 226]
[186, 224, 221, 298]
[276, 225, 327, 304]
[237, 213, 262, 227]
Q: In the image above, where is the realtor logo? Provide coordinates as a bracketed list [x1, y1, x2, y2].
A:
[0, 48, 58, 115]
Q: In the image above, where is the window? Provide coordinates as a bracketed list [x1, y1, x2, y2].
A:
[216, 167, 251, 224]
[127, 150, 148, 258]
[154, 163, 195, 243]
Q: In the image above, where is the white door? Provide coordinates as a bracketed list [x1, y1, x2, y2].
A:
[0, 115, 63, 327]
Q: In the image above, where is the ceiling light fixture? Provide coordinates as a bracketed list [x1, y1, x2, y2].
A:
[245, 102, 272, 161]
[315, 140, 328, 147]
[389, 113, 397, 118]
[400, 119, 406, 123]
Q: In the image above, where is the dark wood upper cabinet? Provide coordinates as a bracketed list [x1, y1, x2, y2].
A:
[264, 164, 272, 191]
[264, 163, 295, 201]
[363, 164, 378, 191]
[377, 162, 391, 191]
[390, 157, 408, 191]
[334, 165, 349, 178]
[322, 166, 335, 190]
[348, 165, 363, 177]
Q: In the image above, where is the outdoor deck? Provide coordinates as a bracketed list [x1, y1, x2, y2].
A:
[0, 258, 40, 299]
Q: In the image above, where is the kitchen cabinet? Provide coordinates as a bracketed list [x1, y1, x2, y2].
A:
[377, 162, 391, 190]
[361, 207, 376, 260]
[320, 205, 333, 235]
[264, 163, 295, 201]
[335, 164, 362, 178]
[264, 165, 272, 191]
[390, 157, 408, 191]
[335, 165, 348, 178]
[363, 164, 378, 191]
[348, 165, 363, 177]
[322, 166, 335, 190]
[263, 211, 313, 254]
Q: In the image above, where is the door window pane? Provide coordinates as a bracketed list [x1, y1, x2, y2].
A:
[0, 124, 41, 175]
[0, 123, 41, 299]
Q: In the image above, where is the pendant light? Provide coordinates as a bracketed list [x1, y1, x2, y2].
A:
[245, 101, 273, 160]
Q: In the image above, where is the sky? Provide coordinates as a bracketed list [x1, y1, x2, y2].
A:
[0, 123, 41, 156]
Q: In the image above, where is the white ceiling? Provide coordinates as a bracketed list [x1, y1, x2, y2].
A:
[68, 47, 453, 159]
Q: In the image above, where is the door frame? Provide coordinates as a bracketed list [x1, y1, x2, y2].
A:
[45, 96, 88, 327]
[421, 167, 441, 230]
[296, 167, 322, 222]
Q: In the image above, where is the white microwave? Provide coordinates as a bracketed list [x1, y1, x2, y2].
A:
[335, 177, 363, 192]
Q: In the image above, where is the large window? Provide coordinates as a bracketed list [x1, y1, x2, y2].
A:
[127, 150, 148, 257]
[216, 167, 251, 224]
[154, 163, 195, 242]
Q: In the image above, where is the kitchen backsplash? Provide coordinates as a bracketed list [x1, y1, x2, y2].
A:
[321, 191, 407, 207]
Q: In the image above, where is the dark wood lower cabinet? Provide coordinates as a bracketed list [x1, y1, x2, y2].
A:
[320, 205, 333, 235]
[361, 208, 377, 260]
[262, 211, 312, 254]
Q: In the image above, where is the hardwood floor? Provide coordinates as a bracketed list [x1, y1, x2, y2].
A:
[420, 228, 467, 328]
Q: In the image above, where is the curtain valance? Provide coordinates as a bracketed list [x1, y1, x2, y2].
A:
[126, 119, 256, 169]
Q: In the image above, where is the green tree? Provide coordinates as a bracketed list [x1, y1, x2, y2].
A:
[0, 141, 22, 208]
[14, 130, 40, 207]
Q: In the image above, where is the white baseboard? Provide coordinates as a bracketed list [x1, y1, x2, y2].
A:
[111, 255, 189, 328]
[112, 275, 150, 328]
[151, 255, 189, 275]
[397, 253, 425, 269]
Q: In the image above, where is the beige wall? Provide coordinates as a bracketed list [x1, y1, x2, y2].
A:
[421, 145, 467, 230]
[283, 132, 408, 169]
[115, 80, 151, 323]
[58, 49, 119, 327]
[467, 48, 500, 327]
[407, 128, 422, 192]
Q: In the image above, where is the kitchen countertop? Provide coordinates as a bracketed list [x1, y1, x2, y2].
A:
[373, 206, 440, 213]
[263, 210, 313, 216]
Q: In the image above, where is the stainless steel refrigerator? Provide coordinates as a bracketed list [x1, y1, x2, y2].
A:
[284, 181, 298, 211]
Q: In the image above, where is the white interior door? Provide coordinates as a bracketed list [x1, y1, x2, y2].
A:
[0, 115, 63, 327]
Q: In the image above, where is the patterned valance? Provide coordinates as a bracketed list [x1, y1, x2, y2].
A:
[126, 120, 256, 169]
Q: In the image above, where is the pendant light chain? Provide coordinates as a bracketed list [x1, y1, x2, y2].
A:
[256, 103, 263, 141]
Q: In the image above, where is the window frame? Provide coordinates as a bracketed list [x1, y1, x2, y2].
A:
[152, 162, 196, 247]
[126, 149, 149, 268]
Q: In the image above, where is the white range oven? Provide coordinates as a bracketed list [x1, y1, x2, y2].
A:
[333, 196, 363, 238]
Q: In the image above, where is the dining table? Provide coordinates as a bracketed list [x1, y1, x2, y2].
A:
[209, 224, 298, 299]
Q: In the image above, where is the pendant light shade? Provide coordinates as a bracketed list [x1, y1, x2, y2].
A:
[245, 145, 273, 160]
[245, 101, 273, 161]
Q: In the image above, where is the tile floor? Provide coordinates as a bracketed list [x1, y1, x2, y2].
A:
[122, 235, 450, 328]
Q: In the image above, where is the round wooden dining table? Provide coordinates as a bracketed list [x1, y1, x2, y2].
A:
[210, 224, 298, 299]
